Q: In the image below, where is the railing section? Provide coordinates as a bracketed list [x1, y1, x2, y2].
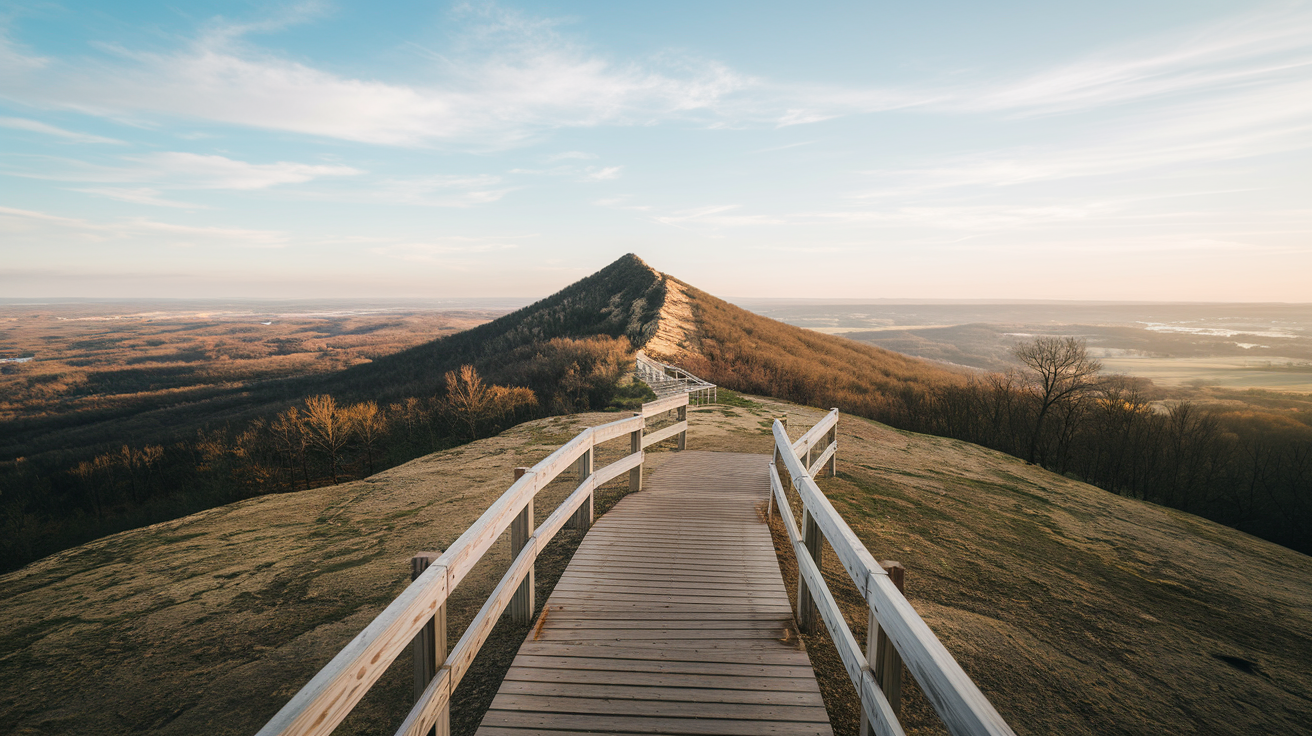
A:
[635, 350, 717, 405]
[770, 410, 1016, 736]
[255, 394, 690, 736]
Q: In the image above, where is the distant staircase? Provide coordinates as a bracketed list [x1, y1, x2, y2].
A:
[635, 350, 717, 404]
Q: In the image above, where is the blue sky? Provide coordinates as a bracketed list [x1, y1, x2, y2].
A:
[2, 1, 1309, 300]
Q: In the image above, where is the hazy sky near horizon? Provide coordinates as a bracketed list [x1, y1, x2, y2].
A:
[2, 1, 1310, 301]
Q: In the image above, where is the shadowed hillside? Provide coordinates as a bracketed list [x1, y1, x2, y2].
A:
[320, 253, 667, 403]
[3, 397, 1307, 735]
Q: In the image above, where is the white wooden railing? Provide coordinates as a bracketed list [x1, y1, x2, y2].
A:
[771, 410, 1016, 736]
[255, 393, 690, 736]
[635, 350, 717, 405]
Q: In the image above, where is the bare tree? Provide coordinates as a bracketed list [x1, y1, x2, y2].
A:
[442, 365, 537, 440]
[349, 401, 387, 476]
[303, 394, 355, 484]
[271, 407, 308, 490]
[1013, 336, 1102, 464]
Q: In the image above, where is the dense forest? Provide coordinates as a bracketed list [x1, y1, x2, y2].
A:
[679, 284, 1312, 554]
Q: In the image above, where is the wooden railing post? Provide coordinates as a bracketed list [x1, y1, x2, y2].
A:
[861, 561, 906, 735]
[827, 411, 839, 477]
[410, 552, 447, 736]
[509, 467, 534, 625]
[796, 505, 823, 634]
[629, 412, 643, 492]
[677, 402, 687, 451]
[569, 448, 593, 530]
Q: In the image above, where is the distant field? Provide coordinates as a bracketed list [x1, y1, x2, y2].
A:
[0, 298, 516, 459]
[735, 300, 1312, 395]
[1098, 356, 1312, 392]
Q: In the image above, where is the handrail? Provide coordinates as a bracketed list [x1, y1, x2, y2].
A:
[772, 413, 1015, 736]
[635, 350, 717, 405]
[256, 393, 690, 736]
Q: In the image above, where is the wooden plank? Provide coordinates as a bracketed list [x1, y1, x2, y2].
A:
[641, 393, 688, 418]
[534, 476, 593, 550]
[591, 414, 644, 444]
[487, 693, 830, 722]
[501, 668, 823, 692]
[593, 451, 643, 487]
[512, 652, 813, 671]
[544, 618, 787, 630]
[496, 680, 822, 705]
[479, 712, 831, 735]
[446, 538, 534, 690]
[393, 668, 450, 736]
[790, 409, 838, 458]
[641, 420, 688, 448]
[808, 441, 836, 478]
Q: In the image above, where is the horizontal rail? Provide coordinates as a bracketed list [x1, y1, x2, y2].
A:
[260, 394, 678, 736]
[791, 408, 839, 459]
[395, 668, 450, 736]
[642, 393, 689, 418]
[773, 473, 903, 736]
[773, 417, 1014, 736]
[642, 420, 688, 448]
[808, 441, 836, 478]
[446, 536, 536, 690]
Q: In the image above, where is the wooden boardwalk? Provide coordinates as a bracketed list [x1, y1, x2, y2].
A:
[476, 451, 834, 735]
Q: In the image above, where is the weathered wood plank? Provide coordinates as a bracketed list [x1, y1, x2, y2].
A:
[501, 667, 823, 692]
[479, 711, 832, 735]
[487, 693, 830, 721]
[641, 420, 689, 448]
[495, 679, 822, 705]
[640, 392, 688, 418]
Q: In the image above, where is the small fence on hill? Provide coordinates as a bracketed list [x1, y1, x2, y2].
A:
[254, 393, 690, 736]
[635, 350, 717, 404]
[771, 409, 1015, 736]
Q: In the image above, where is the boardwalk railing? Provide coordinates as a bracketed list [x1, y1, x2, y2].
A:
[771, 410, 1016, 736]
[255, 393, 690, 736]
[635, 350, 717, 405]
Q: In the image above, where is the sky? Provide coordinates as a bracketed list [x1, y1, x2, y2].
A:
[1, 0, 1310, 301]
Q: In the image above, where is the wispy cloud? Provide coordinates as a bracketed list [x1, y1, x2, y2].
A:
[70, 187, 206, 209]
[0, 5, 755, 147]
[652, 204, 785, 230]
[0, 205, 289, 248]
[954, 8, 1312, 116]
[2, 151, 360, 190]
[0, 117, 124, 144]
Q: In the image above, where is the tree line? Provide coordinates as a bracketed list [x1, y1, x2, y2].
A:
[907, 337, 1312, 553]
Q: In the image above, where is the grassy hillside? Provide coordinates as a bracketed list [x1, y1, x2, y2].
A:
[3, 397, 1308, 735]
[670, 281, 967, 422]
